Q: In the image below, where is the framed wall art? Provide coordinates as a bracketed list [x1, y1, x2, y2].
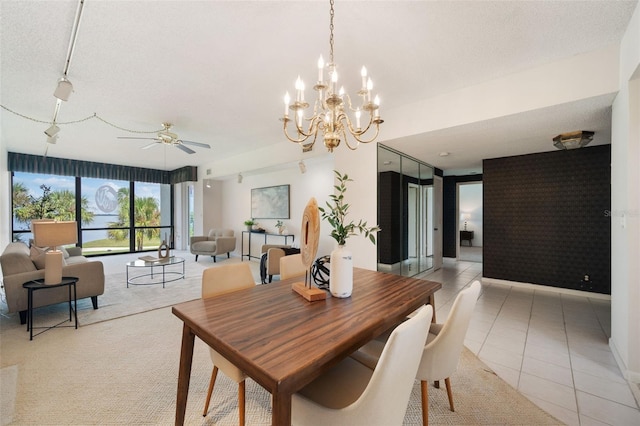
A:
[251, 184, 290, 219]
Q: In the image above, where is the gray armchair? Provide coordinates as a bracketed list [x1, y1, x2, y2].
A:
[190, 229, 236, 262]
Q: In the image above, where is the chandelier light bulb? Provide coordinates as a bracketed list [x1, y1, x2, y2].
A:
[355, 108, 361, 129]
[318, 55, 325, 82]
[284, 92, 290, 116]
[297, 109, 303, 127]
[361, 66, 367, 89]
[339, 86, 345, 97]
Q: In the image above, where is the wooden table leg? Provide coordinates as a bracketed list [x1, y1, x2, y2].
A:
[175, 323, 195, 425]
[428, 293, 436, 323]
[272, 390, 292, 426]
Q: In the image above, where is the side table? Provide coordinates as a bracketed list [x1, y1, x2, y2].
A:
[22, 276, 78, 341]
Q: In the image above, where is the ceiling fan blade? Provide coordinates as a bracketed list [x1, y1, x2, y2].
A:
[141, 142, 160, 150]
[117, 137, 158, 140]
[176, 144, 196, 154]
[181, 140, 211, 149]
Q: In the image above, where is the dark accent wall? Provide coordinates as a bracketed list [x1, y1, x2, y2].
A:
[443, 174, 483, 258]
[483, 145, 611, 294]
[378, 171, 402, 264]
[378, 171, 435, 264]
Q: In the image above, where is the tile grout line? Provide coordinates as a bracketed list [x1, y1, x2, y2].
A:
[561, 292, 582, 425]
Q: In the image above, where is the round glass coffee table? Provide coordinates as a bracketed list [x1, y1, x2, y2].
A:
[125, 257, 185, 288]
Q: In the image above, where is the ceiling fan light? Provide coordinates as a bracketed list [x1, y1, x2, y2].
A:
[53, 77, 73, 101]
[553, 131, 594, 150]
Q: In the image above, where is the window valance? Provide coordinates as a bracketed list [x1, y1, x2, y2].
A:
[8, 152, 197, 184]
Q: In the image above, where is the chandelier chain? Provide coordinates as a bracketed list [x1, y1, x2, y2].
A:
[329, 0, 335, 63]
[1, 104, 164, 133]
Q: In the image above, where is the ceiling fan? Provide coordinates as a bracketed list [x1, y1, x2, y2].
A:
[118, 122, 211, 154]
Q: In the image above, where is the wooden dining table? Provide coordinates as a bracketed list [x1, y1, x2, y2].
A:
[172, 267, 441, 426]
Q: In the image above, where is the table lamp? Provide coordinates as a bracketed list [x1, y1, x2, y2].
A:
[461, 213, 471, 231]
[32, 221, 78, 284]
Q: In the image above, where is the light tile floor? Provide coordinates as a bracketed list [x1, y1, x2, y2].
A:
[419, 258, 640, 426]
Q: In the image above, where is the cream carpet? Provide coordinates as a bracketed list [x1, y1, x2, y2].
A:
[0, 307, 562, 425]
[0, 256, 562, 425]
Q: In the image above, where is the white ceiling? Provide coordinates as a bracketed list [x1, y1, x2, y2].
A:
[1, 1, 637, 176]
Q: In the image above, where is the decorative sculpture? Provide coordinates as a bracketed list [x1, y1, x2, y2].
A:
[292, 198, 327, 302]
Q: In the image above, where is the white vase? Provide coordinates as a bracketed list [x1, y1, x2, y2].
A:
[330, 245, 353, 298]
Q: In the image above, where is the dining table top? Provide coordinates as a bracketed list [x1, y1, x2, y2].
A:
[172, 267, 442, 425]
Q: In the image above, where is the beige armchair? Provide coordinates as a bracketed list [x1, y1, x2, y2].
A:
[260, 244, 291, 283]
[190, 229, 236, 262]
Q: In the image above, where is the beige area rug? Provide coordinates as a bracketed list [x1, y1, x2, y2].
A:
[0, 306, 562, 425]
[0, 257, 260, 327]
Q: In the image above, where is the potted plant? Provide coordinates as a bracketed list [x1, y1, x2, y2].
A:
[319, 170, 380, 297]
[275, 220, 285, 235]
[244, 219, 255, 232]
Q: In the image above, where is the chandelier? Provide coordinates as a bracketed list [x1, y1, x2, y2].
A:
[281, 0, 383, 152]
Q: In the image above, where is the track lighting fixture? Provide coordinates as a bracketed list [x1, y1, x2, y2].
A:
[205, 180, 211, 188]
[299, 160, 307, 174]
[44, 124, 60, 137]
[237, 173, 243, 184]
[53, 77, 74, 101]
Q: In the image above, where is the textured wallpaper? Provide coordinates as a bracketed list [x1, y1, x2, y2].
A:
[483, 144, 611, 294]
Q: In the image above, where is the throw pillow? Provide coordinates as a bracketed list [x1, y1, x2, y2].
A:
[31, 250, 67, 269]
[29, 245, 47, 259]
[32, 253, 47, 270]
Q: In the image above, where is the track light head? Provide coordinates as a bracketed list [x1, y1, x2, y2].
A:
[237, 173, 243, 184]
[299, 160, 306, 174]
[53, 77, 73, 101]
[44, 124, 60, 137]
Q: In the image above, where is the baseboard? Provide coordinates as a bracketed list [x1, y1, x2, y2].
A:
[482, 277, 611, 300]
[377, 262, 399, 272]
[609, 337, 640, 406]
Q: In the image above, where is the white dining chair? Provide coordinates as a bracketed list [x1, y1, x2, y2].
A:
[201, 262, 255, 425]
[291, 304, 433, 426]
[351, 281, 481, 426]
[279, 253, 307, 280]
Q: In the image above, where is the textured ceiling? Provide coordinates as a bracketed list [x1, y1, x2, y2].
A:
[1, 1, 637, 175]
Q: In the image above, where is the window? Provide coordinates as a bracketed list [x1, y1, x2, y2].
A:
[81, 177, 130, 255]
[133, 182, 172, 251]
[11, 172, 173, 256]
[12, 172, 76, 243]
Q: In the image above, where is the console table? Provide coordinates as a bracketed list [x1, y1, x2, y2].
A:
[241, 231, 295, 261]
[460, 230, 474, 246]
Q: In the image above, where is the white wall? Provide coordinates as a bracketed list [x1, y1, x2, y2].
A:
[334, 141, 379, 270]
[459, 183, 483, 247]
[211, 156, 336, 260]
[0, 143, 9, 251]
[610, 3, 640, 385]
